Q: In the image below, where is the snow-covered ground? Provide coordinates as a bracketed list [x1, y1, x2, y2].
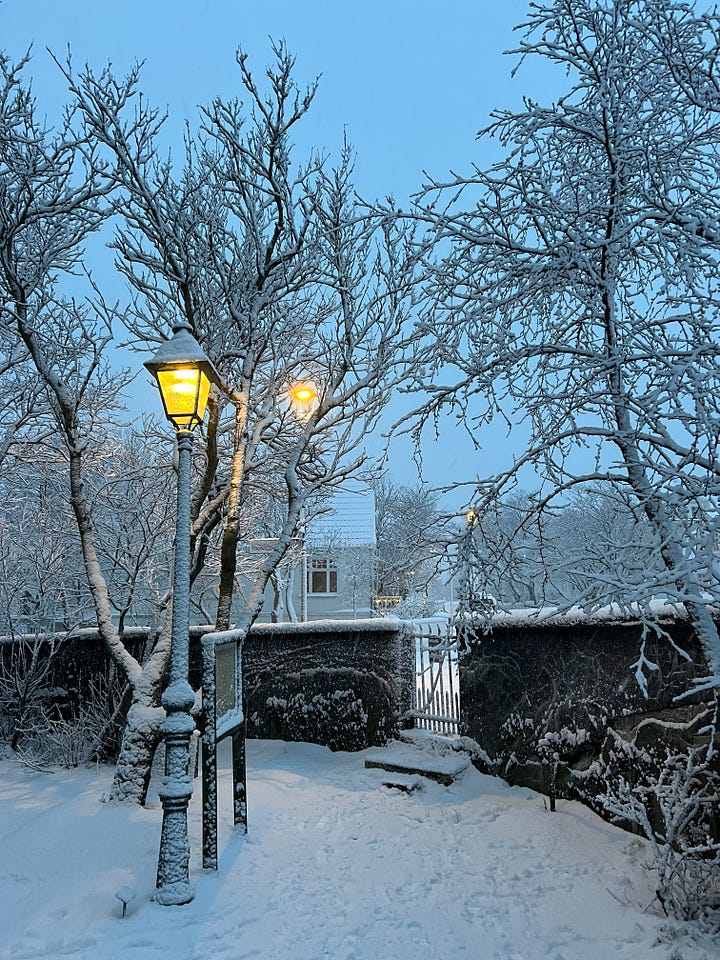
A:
[1, 738, 717, 960]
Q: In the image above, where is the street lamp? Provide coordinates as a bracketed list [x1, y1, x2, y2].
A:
[288, 381, 319, 621]
[288, 381, 319, 420]
[144, 320, 221, 906]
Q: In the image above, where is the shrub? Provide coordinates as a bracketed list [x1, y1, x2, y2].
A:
[600, 703, 720, 926]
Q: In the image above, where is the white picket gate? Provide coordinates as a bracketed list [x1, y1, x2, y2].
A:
[405, 618, 460, 735]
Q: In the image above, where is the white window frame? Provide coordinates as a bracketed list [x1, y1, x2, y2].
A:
[307, 556, 338, 595]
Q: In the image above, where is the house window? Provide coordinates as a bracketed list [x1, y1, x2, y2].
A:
[308, 557, 338, 595]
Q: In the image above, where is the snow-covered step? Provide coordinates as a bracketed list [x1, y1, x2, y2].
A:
[364, 741, 470, 786]
[374, 772, 425, 793]
[395, 728, 461, 753]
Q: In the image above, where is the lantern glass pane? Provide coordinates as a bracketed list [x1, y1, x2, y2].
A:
[195, 370, 212, 422]
[157, 367, 205, 428]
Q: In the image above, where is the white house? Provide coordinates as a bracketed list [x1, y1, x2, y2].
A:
[251, 488, 377, 623]
[304, 489, 377, 620]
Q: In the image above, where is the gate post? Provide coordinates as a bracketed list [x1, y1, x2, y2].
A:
[201, 634, 218, 870]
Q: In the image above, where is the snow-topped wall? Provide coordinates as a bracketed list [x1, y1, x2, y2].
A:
[240, 619, 413, 750]
[459, 612, 717, 829]
[0, 619, 415, 760]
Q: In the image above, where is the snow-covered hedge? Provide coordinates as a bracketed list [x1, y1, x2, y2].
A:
[459, 615, 720, 922]
[460, 614, 710, 779]
[242, 620, 413, 751]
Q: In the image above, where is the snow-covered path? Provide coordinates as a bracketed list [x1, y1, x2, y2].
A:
[0, 740, 716, 960]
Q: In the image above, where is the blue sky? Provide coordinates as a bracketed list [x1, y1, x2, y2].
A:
[2, 0, 557, 497]
[3, 1, 553, 203]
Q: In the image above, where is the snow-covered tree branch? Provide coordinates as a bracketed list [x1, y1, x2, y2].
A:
[408, 0, 720, 689]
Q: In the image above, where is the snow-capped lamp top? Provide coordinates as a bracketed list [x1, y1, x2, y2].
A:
[144, 321, 222, 430]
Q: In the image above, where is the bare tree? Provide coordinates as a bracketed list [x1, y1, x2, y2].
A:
[545, 484, 667, 606]
[410, 0, 720, 690]
[462, 484, 668, 611]
[0, 634, 64, 752]
[373, 477, 443, 599]
[0, 52, 154, 785]
[68, 42, 417, 620]
[460, 492, 549, 608]
[2, 45, 418, 800]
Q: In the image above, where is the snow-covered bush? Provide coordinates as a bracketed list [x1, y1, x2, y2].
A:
[22, 711, 99, 768]
[0, 638, 126, 768]
[499, 693, 720, 922]
[498, 695, 611, 807]
[460, 615, 719, 924]
[247, 665, 397, 751]
[260, 690, 369, 752]
[599, 704, 720, 926]
[0, 637, 66, 752]
[18, 675, 125, 768]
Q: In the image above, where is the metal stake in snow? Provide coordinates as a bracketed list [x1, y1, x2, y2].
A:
[144, 321, 221, 906]
[115, 885, 136, 918]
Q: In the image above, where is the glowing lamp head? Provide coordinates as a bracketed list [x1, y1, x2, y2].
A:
[292, 386, 316, 402]
[289, 381, 319, 418]
[144, 322, 221, 430]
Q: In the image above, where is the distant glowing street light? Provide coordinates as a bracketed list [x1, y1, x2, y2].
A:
[144, 320, 221, 906]
[290, 384, 316, 402]
[288, 381, 319, 419]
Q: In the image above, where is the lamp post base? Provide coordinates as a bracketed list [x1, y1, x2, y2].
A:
[153, 880, 195, 906]
[155, 685, 196, 904]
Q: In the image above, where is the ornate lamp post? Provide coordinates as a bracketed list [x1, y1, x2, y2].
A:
[144, 320, 220, 906]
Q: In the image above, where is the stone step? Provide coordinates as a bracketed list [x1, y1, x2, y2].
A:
[376, 772, 425, 794]
[364, 741, 470, 786]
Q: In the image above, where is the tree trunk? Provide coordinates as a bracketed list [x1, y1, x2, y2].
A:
[285, 566, 298, 623]
[215, 395, 250, 632]
[604, 316, 720, 682]
[607, 394, 720, 682]
[108, 700, 165, 803]
[216, 515, 239, 631]
[599, 198, 720, 685]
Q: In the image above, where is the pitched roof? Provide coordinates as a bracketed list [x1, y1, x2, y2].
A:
[307, 490, 376, 548]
